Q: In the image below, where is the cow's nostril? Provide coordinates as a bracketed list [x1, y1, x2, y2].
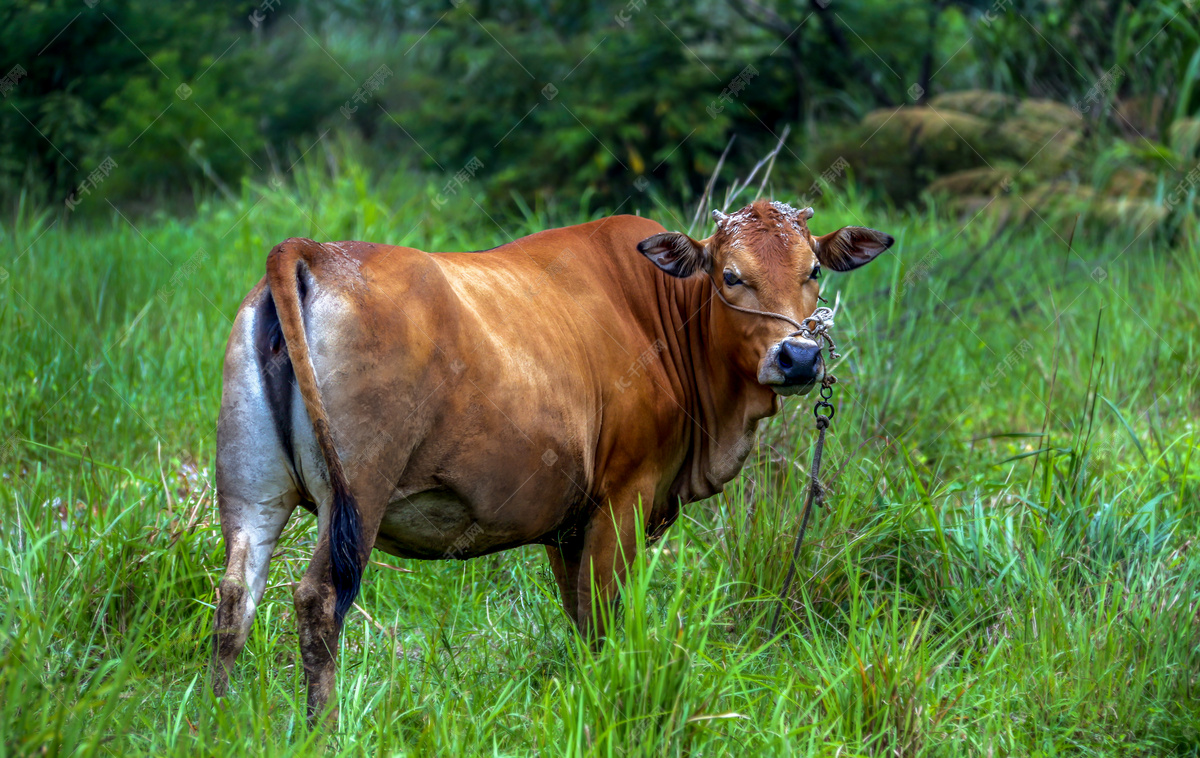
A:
[776, 341, 821, 385]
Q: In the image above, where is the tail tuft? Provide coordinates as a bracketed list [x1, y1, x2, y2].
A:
[329, 471, 362, 623]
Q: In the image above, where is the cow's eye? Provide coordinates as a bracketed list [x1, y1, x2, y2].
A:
[723, 270, 741, 287]
[811, 265, 821, 281]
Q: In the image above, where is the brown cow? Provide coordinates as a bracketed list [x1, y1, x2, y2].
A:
[209, 199, 892, 723]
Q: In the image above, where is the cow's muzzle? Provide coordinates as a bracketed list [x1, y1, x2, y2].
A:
[759, 337, 824, 395]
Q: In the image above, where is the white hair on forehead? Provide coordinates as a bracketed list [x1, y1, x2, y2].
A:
[712, 202, 814, 242]
[712, 206, 752, 237]
[769, 200, 814, 221]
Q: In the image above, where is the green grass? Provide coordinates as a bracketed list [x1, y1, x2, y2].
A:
[1, 157, 1198, 756]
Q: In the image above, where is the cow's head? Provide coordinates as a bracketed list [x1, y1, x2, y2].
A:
[638, 199, 892, 396]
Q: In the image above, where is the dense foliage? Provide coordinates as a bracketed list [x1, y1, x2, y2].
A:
[4, 0, 1198, 225]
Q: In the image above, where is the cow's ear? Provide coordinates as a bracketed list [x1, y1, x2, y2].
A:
[813, 226, 894, 272]
[637, 232, 711, 278]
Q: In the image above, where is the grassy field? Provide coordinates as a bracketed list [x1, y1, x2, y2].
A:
[1, 160, 1198, 756]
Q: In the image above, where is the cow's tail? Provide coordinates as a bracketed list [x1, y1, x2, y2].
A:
[265, 237, 362, 624]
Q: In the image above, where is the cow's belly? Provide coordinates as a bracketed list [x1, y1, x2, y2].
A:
[372, 475, 580, 559]
[374, 488, 475, 559]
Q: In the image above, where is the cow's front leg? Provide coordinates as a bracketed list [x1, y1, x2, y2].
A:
[576, 487, 651, 643]
[546, 542, 583, 628]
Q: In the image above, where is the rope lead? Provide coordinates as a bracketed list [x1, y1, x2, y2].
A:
[769, 409, 830, 639]
[704, 272, 839, 641]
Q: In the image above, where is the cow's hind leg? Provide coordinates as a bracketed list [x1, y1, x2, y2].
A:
[294, 540, 340, 726]
[294, 497, 386, 728]
[211, 491, 296, 695]
[211, 288, 300, 696]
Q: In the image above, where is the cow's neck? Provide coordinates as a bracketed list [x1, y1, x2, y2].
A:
[659, 272, 779, 504]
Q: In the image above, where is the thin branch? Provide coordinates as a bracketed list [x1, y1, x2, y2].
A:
[690, 135, 736, 234]
[725, 125, 790, 210]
